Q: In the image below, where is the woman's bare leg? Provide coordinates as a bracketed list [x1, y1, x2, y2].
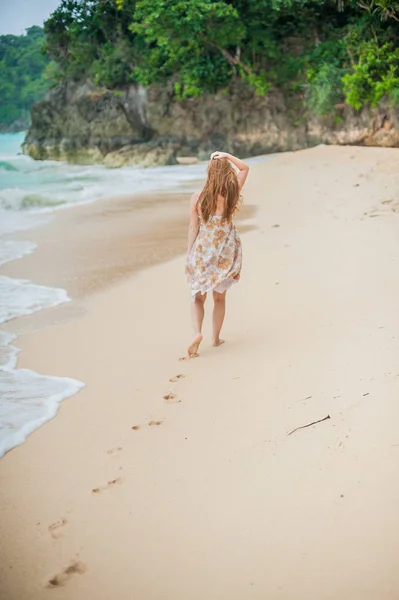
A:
[212, 290, 226, 347]
[188, 293, 206, 357]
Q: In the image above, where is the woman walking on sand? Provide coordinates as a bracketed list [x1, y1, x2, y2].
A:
[186, 151, 249, 357]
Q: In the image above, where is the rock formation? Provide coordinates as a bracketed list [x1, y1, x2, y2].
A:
[24, 80, 399, 166]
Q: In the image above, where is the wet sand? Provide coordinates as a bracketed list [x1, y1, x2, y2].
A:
[1, 146, 399, 600]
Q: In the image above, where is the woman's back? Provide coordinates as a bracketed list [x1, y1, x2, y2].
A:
[214, 194, 228, 217]
[197, 194, 230, 225]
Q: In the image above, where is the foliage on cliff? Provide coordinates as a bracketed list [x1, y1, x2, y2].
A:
[26, 1, 399, 117]
[0, 27, 52, 129]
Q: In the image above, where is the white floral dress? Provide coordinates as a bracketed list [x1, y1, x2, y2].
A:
[187, 211, 242, 301]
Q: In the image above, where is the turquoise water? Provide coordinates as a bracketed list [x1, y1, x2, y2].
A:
[0, 133, 74, 209]
[0, 132, 207, 212]
[0, 132, 25, 155]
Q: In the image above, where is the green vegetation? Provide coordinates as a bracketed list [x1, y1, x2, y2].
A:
[0, 26, 52, 128]
[342, 42, 399, 109]
[2, 1, 399, 128]
[42, 0, 399, 113]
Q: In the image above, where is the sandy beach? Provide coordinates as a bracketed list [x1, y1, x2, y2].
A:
[1, 145, 399, 599]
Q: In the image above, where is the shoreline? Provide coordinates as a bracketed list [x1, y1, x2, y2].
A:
[1, 145, 399, 599]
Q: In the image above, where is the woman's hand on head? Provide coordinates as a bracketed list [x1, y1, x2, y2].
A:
[210, 152, 249, 189]
[210, 151, 229, 160]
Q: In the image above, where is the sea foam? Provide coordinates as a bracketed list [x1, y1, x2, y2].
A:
[0, 364, 84, 458]
[0, 279, 84, 459]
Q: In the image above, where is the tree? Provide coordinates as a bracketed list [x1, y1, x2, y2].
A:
[131, 0, 251, 96]
[0, 27, 52, 128]
[44, 0, 137, 84]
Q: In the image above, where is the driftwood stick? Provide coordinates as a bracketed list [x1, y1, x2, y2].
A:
[287, 415, 331, 436]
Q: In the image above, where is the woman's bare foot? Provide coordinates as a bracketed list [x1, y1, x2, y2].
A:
[188, 333, 203, 358]
[213, 338, 225, 347]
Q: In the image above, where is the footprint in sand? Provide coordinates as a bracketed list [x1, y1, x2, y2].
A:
[169, 374, 185, 382]
[92, 477, 122, 494]
[148, 420, 163, 427]
[47, 560, 86, 588]
[179, 353, 199, 360]
[131, 420, 164, 429]
[107, 446, 122, 455]
[163, 392, 181, 404]
[48, 518, 67, 540]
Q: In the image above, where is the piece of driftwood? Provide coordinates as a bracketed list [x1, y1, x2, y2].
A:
[287, 415, 331, 436]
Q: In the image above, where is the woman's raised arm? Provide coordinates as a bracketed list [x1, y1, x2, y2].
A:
[210, 151, 249, 189]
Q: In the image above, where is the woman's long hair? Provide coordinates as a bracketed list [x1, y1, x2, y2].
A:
[199, 157, 240, 223]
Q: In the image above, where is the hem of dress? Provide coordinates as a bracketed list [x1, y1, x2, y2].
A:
[190, 278, 239, 302]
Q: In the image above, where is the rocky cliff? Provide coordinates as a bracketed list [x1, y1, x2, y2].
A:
[24, 80, 399, 166]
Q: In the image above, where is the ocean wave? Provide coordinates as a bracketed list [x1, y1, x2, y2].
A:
[0, 153, 61, 172]
[0, 209, 50, 235]
[0, 189, 67, 211]
[20, 194, 67, 210]
[0, 276, 69, 325]
[0, 240, 36, 267]
[0, 367, 84, 458]
[0, 331, 18, 369]
[0, 279, 84, 459]
[0, 160, 18, 172]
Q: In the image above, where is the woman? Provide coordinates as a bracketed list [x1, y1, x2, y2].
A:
[186, 151, 250, 357]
